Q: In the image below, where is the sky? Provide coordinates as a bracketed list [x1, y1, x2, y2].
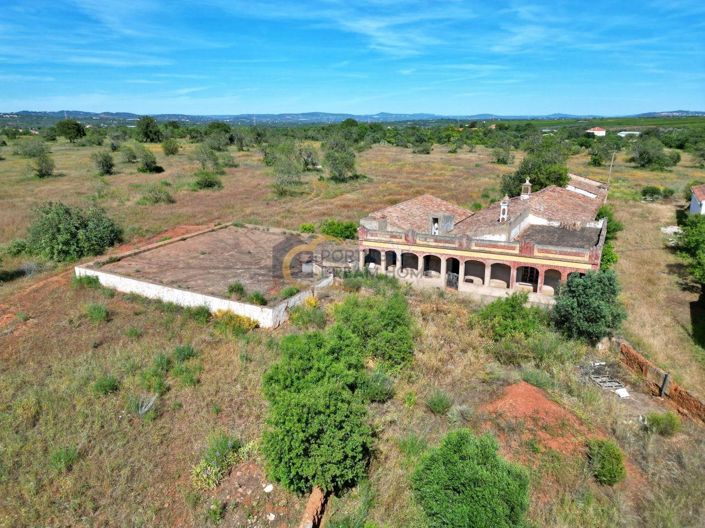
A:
[1, 1, 704, 116]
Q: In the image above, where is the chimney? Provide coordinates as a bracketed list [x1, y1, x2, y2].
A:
[520, 178, 531, 200]
[499, 195, 509, 223]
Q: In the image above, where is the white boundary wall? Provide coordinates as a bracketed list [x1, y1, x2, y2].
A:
[75, 266, 333, 328]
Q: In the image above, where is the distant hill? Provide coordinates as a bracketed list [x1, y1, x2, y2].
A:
[2, 109, 704, 127]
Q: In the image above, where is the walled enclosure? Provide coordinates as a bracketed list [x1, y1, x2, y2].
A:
[74, 224, 333, 328]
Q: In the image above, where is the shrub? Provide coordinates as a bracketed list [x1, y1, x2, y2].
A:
[553, 270, 626, 342]
[412, 430, 529, 528]
[299, 223, 315, 233]
[50, 446, 79, 473]
[173, 344, 198, 363]
[262, 384, 373, 494]
[85, 303, 109, 323]
[641, 185, 663, 200]
[320, 219, 358, 239]
[162, 138, 179, 156]
[5, 238, 28, 256]
[137, 147, 162, 173]
[645, 411, 681, 436]
[476, 292, 547, 341]
[227, 281, 246, 298]
[172, 362, 202, 387]
[677, 214, 705, 285]
[184, 305, 211, 324]
[213, 310, 258, 336]
[333, 292, 414, 367]
[93, 375, 120, 395]
[289, 304, 326, 328]
[204, 499, 226, 524]
[25, 202, 122, 261]
[92, 150, 114, 175]
[191, 432, 241, 490]
[247, 291, 267, 306]
[425, 390, 452, 415]
[192, 170, 223, 190]
[280, 286, 300, 299]
[121, 145, 138, 163]
[126, 326, 143, 338]
[600, 241, 619, 270]
[597, 204, 623, 242]
[14, 137, 48, 158]
[33, 152, 55, 178]
[72, 274, 101, 289]
[587, 439, 626, 485]
[138, 184, 174, 205]
[140, 354, 171, 394]
[358, 369, 394, 403]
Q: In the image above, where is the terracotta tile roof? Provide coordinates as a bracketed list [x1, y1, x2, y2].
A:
[517, 225, 602, 249]
[367, 194, 471, 233]
[567, 173, 609, 199]
[692, 184, 705, 202]
[587, 127, 606, 132]
[450, 185, 603, 236]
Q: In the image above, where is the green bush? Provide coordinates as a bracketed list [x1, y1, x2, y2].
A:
[50, 446, 79, 473]
[121, 145, 138, 163]
[553, 270, 626, 342]
[204, 499, 226, 524]
[137, 147, 162, 173]
[358, 369, 394, 403]
[319, 219, 358, 239]
[191, 432, 241, 490]
[412, 430, 529, 528]
[140, 353, 171, 394]
[645, 411, 681, 436]
[72, 274, 101, 289]
[299, 223, 315, 233]
[600, 241, 619, 270]
[641, 185, 663, 200]
[289, 304, 326, 328]
[192, 170, 223, 190]
[93, 375, 120, 395]
[172, 362, 202, 387]
[476, 292, 547, 341]
[333, 292, 414, 367]
[425, 390, 452, 415]
[162, 138, 179, 156]
[247, 291, 267, 305]
[138, 184, 174, 205]
[25, 202, 122, 261]
[597, 204, 623, 242]
[33, 152, 55, 178]
[184, 305, 211, 324]
[227, 281, 246, 298]
[280, 285, 300, 299]
[587, 439, 626, 485]
[14, 137, 49, 158]
[92, 150, 114, 175]
[262, 384, 373, 494]
[85, 303, 109, 323]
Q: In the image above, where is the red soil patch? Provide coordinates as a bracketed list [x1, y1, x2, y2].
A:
[481, 381, 595, 456]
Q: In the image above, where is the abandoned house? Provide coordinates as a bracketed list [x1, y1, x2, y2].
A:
[357, 174, 608, 303]
[689, 183, 705, 215]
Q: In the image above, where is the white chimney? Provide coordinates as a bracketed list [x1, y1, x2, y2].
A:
[520, 178, 532, 200]
[499, 195, 509, 223]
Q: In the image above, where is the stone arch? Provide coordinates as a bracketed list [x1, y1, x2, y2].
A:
[489, 263, 511, 288]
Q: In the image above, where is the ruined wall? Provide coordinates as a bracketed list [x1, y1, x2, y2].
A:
[74, 266, 333, 329]
[617, 340, 705, 422]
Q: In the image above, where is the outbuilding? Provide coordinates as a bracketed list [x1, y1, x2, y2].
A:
[690, 184, 705, 215]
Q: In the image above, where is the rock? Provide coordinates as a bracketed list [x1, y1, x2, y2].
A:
[264, 484, 274, 493]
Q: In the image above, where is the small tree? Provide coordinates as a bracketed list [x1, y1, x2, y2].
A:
[25, 202, 122, 261]
[161, 138, 179, 156]
[597, 204, 623, 242]
[136, 147, 161, 173]
[135, 116, 163, 143]
[262, 384, 372, 494]
[630, 137, 678, 170]
[678, 214, 705, 286]
[55, 119, 86, 143]
[121, 145, 138, 163]
[587, 439, 626, 485]
[92, 151, 114, 175]
[194, 144, 220, 171]
[553, 270, 626, 342]
[324, 136, 356, 182]
[492, 146, 514, 165]
[33, 152, 55, 178]
[501, 152, 569, 196]
[412, 430, 529, 528]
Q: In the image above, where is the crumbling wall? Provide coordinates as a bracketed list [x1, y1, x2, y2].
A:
[617, 340, 705, 422]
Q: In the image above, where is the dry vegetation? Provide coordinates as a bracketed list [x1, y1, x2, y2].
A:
[1, 139, 705, 526]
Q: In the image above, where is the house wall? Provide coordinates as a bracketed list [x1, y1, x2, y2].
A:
[74, 266, 333, 328]
[690, 194, 704, 215]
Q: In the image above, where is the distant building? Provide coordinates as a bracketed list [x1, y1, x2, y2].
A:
[357, 175, 608, 303]
[690, 184, 705, 215]
[586, 127, 606, 137]
[617, 131, 640, 138]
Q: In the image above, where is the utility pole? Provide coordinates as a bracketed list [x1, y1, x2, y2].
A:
[606, 150, 617, 204]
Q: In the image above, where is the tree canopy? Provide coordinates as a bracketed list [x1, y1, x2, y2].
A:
[55, 119, 86, 143]
[135, 116, 163, 143]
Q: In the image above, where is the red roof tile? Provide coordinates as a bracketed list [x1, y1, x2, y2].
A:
[368, 194, 471, 233]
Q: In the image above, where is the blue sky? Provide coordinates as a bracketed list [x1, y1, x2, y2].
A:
[1, 1, 704, 115]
